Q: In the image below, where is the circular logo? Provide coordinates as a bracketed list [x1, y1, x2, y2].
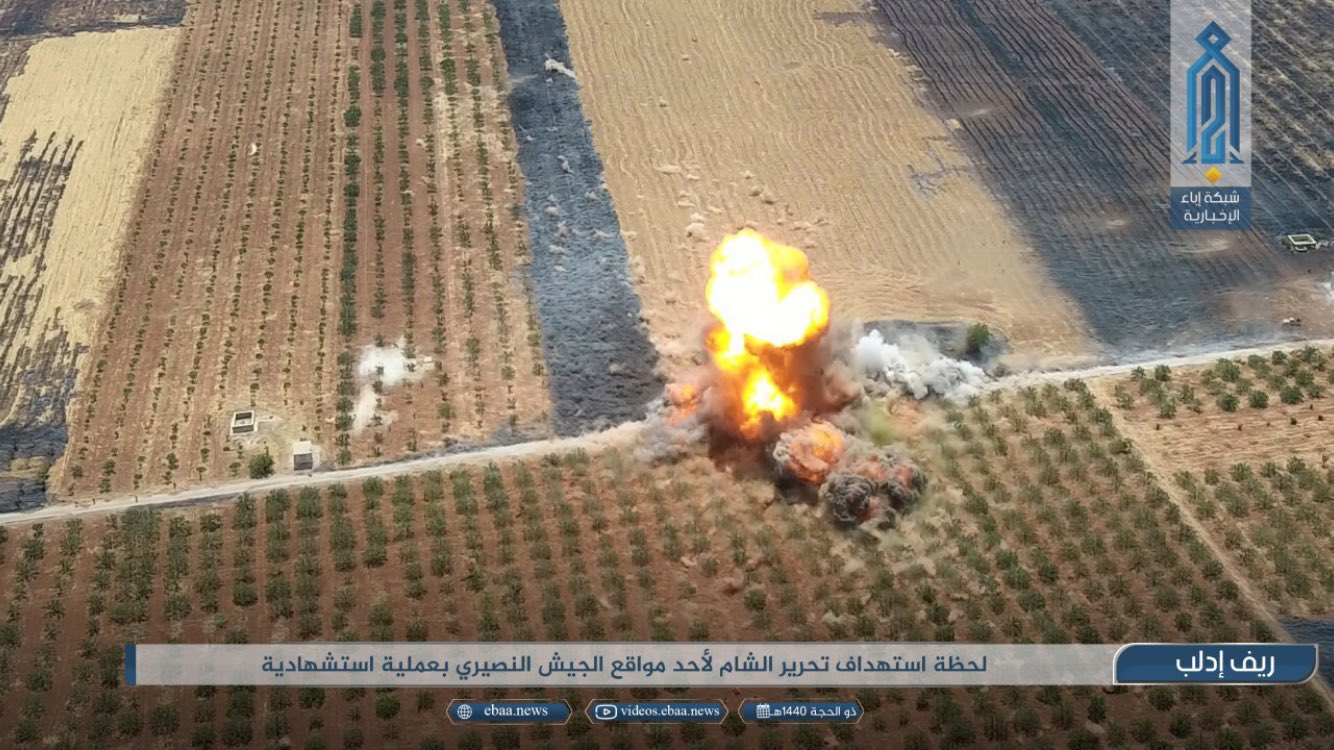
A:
[456, 704, 473, 721]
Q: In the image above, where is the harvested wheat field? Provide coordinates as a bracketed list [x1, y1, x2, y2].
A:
[0, 26, 178, 509]
[557, 0, 1092, 378]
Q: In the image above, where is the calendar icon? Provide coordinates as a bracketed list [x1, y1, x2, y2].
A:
[755, 703, 771, 720]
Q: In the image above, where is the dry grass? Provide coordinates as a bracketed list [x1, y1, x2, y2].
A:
[560, 0, 1093, 377]
[0, 26, 178, 411]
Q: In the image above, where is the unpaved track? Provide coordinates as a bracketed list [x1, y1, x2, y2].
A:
[2, 422, 646, 527]
[990, 337, 1334, 391]
[8, 336, 1334, 527]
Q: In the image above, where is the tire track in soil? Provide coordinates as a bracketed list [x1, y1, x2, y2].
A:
[869, 0, 1320, 353]
[487, 0, 663, 436]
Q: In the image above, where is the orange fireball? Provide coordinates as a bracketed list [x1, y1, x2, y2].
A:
[704, 230, 830, 438]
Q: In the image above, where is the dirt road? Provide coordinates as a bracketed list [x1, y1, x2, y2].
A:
[1, 422, 647, 527]
[5, 336, 1332, 527]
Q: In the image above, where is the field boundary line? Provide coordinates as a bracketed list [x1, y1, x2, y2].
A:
[8, 336, 1334, 527]
[2, 422, 647, 527]
[990, 337, 1334, 391]
[1099, 400, 1334, 711]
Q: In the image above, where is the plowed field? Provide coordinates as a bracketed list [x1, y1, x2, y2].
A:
[58, 0, 555, 499]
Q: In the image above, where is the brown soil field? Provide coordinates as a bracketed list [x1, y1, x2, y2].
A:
[558, 0, 1093, 377]
[1090, 349, 1334, 621]
[0, 27, 178, 502]
[56, 0, 352, 497]
[57, 0, 551, 499]
[1091, 347, 1334, 474]
[2, 386, 1331, 747]
[341, 0, 551, 462]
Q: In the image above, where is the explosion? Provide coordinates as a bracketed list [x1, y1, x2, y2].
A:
[645, 229, 929, 530]
[704, 230, 830, 438]
[772, 421, 927, 528]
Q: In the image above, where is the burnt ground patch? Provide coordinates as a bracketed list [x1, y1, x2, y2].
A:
[0, 0, 184, 38]
[0, 134, 82, 511]
[488, 0, 663, 435]
[1045, 0, 1331, 238]
[865, 0, 1331, 355]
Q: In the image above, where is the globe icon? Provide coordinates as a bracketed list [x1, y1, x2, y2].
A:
[456, 704, 473, 721]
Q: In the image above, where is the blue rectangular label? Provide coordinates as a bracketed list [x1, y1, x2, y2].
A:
[1171, 1, 1252, 230]
[1171, 187, 1251, 229]
[739, 700, 863, 724]
[587, 700, 727, 724]
[447, 700, 571, 725]
[124, 643, 136, 687]
[1114, 643, 1319, 684]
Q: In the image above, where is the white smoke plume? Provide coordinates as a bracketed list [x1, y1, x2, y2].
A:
[851, 329, 988, 402]
[353, 337, 426, 432]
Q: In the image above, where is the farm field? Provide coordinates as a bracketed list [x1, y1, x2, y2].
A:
[1092, 348, 1334, 624]
[1, 382, 1332, 747]
[872, 0, 1334, 351]
[57, 0, 553, 500]
[1092, 346, 1334, 474]
[557, 0, 1093, 379]
[0, 23, 180, 510]
[0, 0, 185, 35]
[1045, 0, 1333, 239]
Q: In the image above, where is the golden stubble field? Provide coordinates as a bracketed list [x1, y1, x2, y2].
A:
[559, 0, 1094, 377]
[0, 28, 178, 351]
[0, 27, 178, 496]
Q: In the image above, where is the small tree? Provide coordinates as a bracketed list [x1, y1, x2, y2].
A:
[1248, 390, 1269, 409]
[249, 450, 275, 479]
[965, 323, 991, 358]
[1217, 393, 1239, 412]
